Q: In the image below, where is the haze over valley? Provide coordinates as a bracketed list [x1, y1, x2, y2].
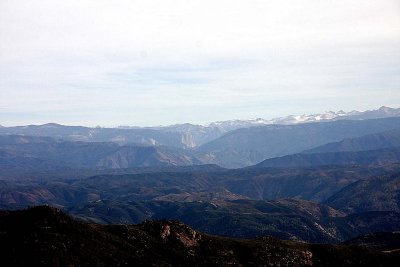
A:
[2, 110, 400, 266]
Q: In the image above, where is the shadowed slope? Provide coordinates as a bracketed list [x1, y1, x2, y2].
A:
[1, 206, 400, 266]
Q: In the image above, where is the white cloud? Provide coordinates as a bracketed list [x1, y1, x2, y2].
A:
[0, 0, 399, 126]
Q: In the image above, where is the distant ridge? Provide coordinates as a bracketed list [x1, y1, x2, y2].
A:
[325, 172, 400, 213]
[0, 135, 207, 170]
[254, 147, 400, 168]
[116, 106, 400, 136]
[2, 116, 400, 168]
[253, 128, 400, 168]
[198, 117, 400, 167]
[303, 128, 400, 154]
[206, 106, 400, 130]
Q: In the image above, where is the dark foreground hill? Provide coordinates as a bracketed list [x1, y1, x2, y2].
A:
[343, 232, 400, 252]
[1, 206, 400, 267]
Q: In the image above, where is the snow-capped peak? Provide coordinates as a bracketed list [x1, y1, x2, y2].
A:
[205, 107, 400, 131]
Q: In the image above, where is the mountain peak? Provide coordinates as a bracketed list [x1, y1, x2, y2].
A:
[379, 106, 393, 112]
[41, 123, 63, 127]
[207, 106, 400, 130]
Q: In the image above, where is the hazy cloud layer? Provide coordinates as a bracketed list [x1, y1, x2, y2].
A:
[1, 0, 399, 126]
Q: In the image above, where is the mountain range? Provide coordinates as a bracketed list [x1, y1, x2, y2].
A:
[1, 106, 399, 149]
[1, 106, 400, 265]
[208, 106, 400, 128]
[198, 117, 400, 167]
[2, 162, 400, 243]
[1, 116, 400, 169]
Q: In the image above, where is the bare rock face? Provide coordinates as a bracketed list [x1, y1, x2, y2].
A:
[172, 224, 201, 248]
[160, 224, 171, 240]
[147, 220, 202, 248]
[180, 132, 196, 148]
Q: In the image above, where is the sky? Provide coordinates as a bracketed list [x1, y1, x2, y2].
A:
[0, 0, 399, 127]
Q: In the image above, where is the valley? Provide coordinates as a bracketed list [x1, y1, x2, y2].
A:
[1, 108, 400, 265]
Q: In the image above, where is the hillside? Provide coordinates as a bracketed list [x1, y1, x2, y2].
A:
[1, 206, 399, 266]
[197, 117, 400, 167]
[0, 123, 193, 148]
[0, 135, 208, 170]
[342, 232, 400, 251]
[2, 107, 399, 149]
[325, 173, 400, 213]
[2, 115, 400, 169]
[67, 199, 400, 243]
[304, 128, 400, 154]
[254, 147, 400, 168]
[2, 164, 400, 208]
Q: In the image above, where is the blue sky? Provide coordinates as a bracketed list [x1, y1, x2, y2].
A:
[0, 0, 399, 126]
